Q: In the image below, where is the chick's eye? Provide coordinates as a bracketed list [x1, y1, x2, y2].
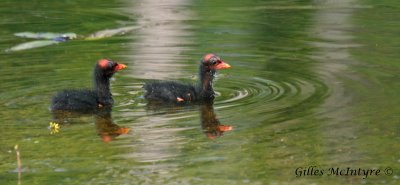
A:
[108, 62, 114, 69]
[210, 59, 217, 65]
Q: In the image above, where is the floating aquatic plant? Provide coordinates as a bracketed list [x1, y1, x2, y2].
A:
[49, 122, 60, 134]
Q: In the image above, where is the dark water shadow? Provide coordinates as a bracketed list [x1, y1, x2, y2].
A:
[51, 107, 129, 142]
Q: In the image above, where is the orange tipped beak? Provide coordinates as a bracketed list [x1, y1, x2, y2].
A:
[115, 63, 127, 71]
[214, 61, 231, 70]
[117, 127, 130, 134]
[218, 125, 233, 132]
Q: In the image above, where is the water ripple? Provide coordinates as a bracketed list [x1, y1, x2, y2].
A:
[214, 74, 327, 121]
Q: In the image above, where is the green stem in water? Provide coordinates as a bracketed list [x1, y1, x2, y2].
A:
[14, 145, 21, 185]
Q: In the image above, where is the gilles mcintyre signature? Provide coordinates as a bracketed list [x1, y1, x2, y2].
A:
[295, 166, 394, 179]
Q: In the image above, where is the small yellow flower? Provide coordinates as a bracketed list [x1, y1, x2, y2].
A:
[49, 122, 60, 134]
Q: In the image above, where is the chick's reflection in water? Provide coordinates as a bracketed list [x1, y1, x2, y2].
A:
[51, 107, 129, 143]
[201, 103, 233, 140]
[144, 102, 233, 140]
[95, 108, 129, 142]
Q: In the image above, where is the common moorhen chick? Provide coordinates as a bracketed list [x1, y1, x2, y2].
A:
[51, 59, 126, 113]
[144, 54, 231, 104]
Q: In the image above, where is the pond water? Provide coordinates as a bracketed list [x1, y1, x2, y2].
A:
[0, 0, 399, 184]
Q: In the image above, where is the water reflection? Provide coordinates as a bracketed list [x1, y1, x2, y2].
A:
[121, 0, 195, 165]
[145, 102, 233, 140]
[125, 0, 193, 80]
[311, 0, 362, 164]
[94, 108, 130, 142]
[200, 103, 233, 140]
[51, 107, 129, 142]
